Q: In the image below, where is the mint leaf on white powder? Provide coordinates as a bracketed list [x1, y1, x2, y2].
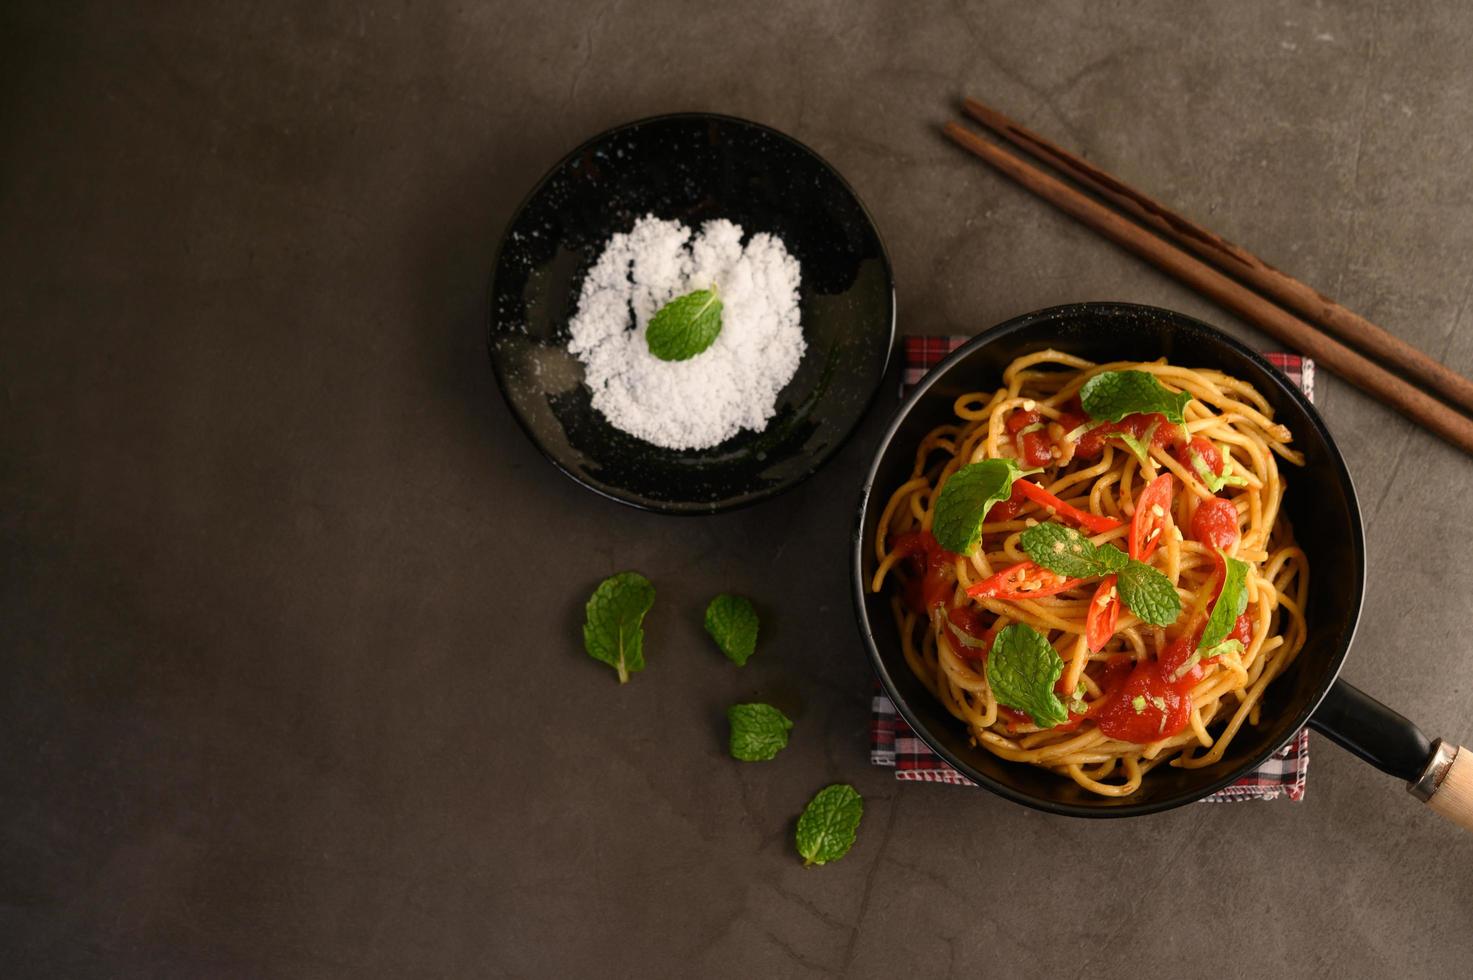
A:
[646, 286, 722, 361]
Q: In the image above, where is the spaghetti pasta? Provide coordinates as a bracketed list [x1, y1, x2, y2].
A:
[871, 351, 1309, 797]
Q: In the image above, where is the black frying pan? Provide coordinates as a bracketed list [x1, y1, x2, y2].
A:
[852, 303, 1472, 825]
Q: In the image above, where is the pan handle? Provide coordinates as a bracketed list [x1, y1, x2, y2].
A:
[1309, 679, 1473, 833]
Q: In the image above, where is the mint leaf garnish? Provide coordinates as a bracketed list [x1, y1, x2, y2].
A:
[1116, 560, 1181, 627]
[1079, 370, 1192, 424]
[704, 594, 759, 666]
[986, 623, 1070, 728]
[1114, 429, 1152, 466]
[795, 784, 863, 867]
[727, 703, 793, 761]
[1020, 522, 1129, 579]
[1170, 637, 1245, 682]
[646, 286, 722, 361]
[1200, 552, 1250, 649]
[581, 571, 656, 684]
[932, 458, 1024, 554]
[1193, 449, 1250, 493]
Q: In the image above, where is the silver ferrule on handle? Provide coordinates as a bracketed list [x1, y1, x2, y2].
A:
[1407, 738, 1459, 801]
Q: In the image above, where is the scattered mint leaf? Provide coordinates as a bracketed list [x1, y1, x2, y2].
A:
[727, 703, 793, 761]
[1019, 522, 1129, 579]
[1200, 553, 1250, 649]
[1079, 370, 1192, 424]
[931, 458, 1025, 554]
[582, 571, 656, 684]
[646, 286, 722, 361]
[985, 623, 1070, 728]
[1116, 560, 1181, 627]
[705, 594, 759, 666]
[795, 784, 863, 867]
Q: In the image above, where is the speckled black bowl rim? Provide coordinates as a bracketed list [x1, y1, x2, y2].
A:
[487, 111, 897, 515]
[851, 302, 1365, 818]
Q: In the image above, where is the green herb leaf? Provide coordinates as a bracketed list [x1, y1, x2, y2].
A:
[932, 458, 1025, 554]
[1019, 522, 1129, 579]
[1170, 637, 1246, 683]
[1116, 560, 1182, 627]
[646, 286, 723, 361]
[581, 571, 656, 684]
[795, 784, 863, 867]
[1193, 450, 1251, 493]
[705, 594, 759, 666]
[1066, 681, 1088, 715]
[985, 623, 1070, 728]
[727, 703, 793, 761]
[1203, 637, 1246, 659]
[1110, 418, 1161, 467]
[1079, 370, 1193, 424]
[1199, 553, 1250, 649]
[1113, 429, 1152, 466]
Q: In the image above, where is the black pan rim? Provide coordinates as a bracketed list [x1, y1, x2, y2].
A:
[851, 301, 1367, 818]
[487, 110, 898, 516]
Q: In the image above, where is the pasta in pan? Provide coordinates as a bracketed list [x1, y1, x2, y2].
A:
[871, 351, 1309, 797]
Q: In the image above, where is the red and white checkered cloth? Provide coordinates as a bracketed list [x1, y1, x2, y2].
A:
[872, 336, 1314, 802]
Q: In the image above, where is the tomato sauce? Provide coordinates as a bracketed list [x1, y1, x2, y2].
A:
[988, 481, 1030, 522]
[891, 531, 959, 614]
[1097, 662, 1192, 742]
[1074, 412, 1179, 460]
[1191, 498, 1240, 550]
[945, 604, 996, 661]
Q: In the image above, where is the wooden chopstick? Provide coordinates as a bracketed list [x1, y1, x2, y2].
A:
[961, 96, 1473, 417]
[942, 120, 1473, 456]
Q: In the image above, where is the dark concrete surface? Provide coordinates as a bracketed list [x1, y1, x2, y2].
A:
[3, 1, 1472, 977]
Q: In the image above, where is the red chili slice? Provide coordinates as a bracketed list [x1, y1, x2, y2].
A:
[1085, 574, 1120, 652]
[1014, 481, 1124, 535]
[966, 561, 1082, 601]
[1129, 473, 1175, 561]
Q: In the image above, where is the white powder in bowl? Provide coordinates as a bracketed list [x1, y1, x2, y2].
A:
[566, 215, 805, 450]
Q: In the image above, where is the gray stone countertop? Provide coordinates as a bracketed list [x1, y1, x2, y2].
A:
[2, 1, 1470, 976]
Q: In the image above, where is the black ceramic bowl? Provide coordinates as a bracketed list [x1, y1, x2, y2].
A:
[489, 112, 895, 514]
[853, 303, 1371, 817]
